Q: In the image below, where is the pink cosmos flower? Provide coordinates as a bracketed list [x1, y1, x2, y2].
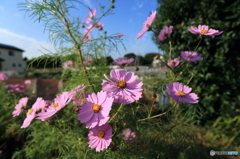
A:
[84, 8, 96, 24]
[83, 57, 94, 65]
[93, 22, 103, 31]
[188, 25, 223, 36]
[6, 84, 25, 93]
[122, 128, 136, 143]
[24, 80, 31, 85]
[136, 11, 157, 39]
[112, 58, 134, 67]
[62, 60, 73, 69]
[181, 51, 201, 62]
[83, 27, 92, 42]
[12, 97, 29, 117]
[158, 26, 174, 41]
[167, 58, 180, 67]
[115, 33, 124, 38]
[88, 123, 112, 152]
[73, 93, 90, 106]
[0, 73, 8, 80]
[37, 92, 73, 121]
[21, 97, 46, 128]
[78, 91, 113, 128]
[69, 84, 86, 97]
[166, 82, 199, 103]
[102, 69, 143, 105]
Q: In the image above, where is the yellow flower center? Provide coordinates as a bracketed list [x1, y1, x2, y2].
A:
[97, 130, 105, 138]
[92, 104, 101, 113]
[200, 30, 208, 34]
[187, 55, 193, 58]
[28, 108, 34, 115]
[177, 91, 186, 97]
[171, 62, 176, 66]
[117, 80, 127, 88]
[53, 103, 59, 110]
[80, 98, 86, 104]
[125, 134, 131, 138]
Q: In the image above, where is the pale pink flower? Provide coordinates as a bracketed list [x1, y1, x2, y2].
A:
[181, 51, 201, 62]
[166, 82, 199, 103]
[73, 93, 90, 106]
[188, 25, 223, 36]
[167, 58, 180, 67]
[62, 60, 73, 69]
[122, 128, 136, 143]
[158, 26, 174, 41]
[12, 97, 29, 117]
[93, 22, 103, 31]
[136, 11, 157, 39]
[37, 92, 73, 121]
[0, 73, 8, 80]
[21, 97, 46, 128]
[83, 25, 92, 42]
[102, 69, 143, 105]
[83, 57, 94, 65]
[84, 8, 96, 24]
[112, 58, 134, 67]
[24, 80, 31, 85]
[88, 123, 112, 152]
[115, 33, 124, 38]
[78, 91, 113, 128]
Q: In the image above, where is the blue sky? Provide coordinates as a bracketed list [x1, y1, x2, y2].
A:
[0, 0, 161, 59]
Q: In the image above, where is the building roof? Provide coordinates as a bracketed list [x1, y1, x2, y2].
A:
[0, 43, 24, 52]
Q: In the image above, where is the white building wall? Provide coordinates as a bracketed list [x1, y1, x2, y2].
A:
[0, 48, 26, 74]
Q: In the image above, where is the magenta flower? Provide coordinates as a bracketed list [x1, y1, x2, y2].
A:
[102, 69, 143, 105]
[166, 82, 199, 103]
[115, 33, 124, 38]
[167, 58, 180, 67]
[78, 91, 113, 128]
[37, 92, 73, 121]
[112, 58, 134, 67]
[21, 97, 46, 128]
[62, 60, 73, 69]
[6, 84, 25, 93]
[12, 97, 29, 117]
[136, 11, 157, 39]
[158, 26, 174, 41]
[84, 8, 96, 24]
[122, 128, 136, 143]
[88, 123, 112, 152]
[181, 51, 201, 62]
[0, 73, 8, 80]
[188, 25, 223, 36]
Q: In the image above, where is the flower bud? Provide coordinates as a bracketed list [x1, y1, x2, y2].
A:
[134, 67, 139, 71]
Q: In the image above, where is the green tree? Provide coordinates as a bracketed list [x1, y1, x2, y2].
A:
[152, 0, 240, 123]
[124, 52, 136, 59]
[144, 52, 160, 66]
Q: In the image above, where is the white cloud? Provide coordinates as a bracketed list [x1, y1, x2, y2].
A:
[83, 0, 93, 8]
[0, 28, 56, 59]
[132, 0, 148, 10]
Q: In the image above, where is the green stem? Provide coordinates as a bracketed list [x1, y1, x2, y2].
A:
[138, 112, 167, 122]
[109, 103, 124, 122]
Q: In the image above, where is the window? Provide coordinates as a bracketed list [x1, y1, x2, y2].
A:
[12, 63, 16, 67]
[18, 63, 21, 67]
[9, 51, 15, 56]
